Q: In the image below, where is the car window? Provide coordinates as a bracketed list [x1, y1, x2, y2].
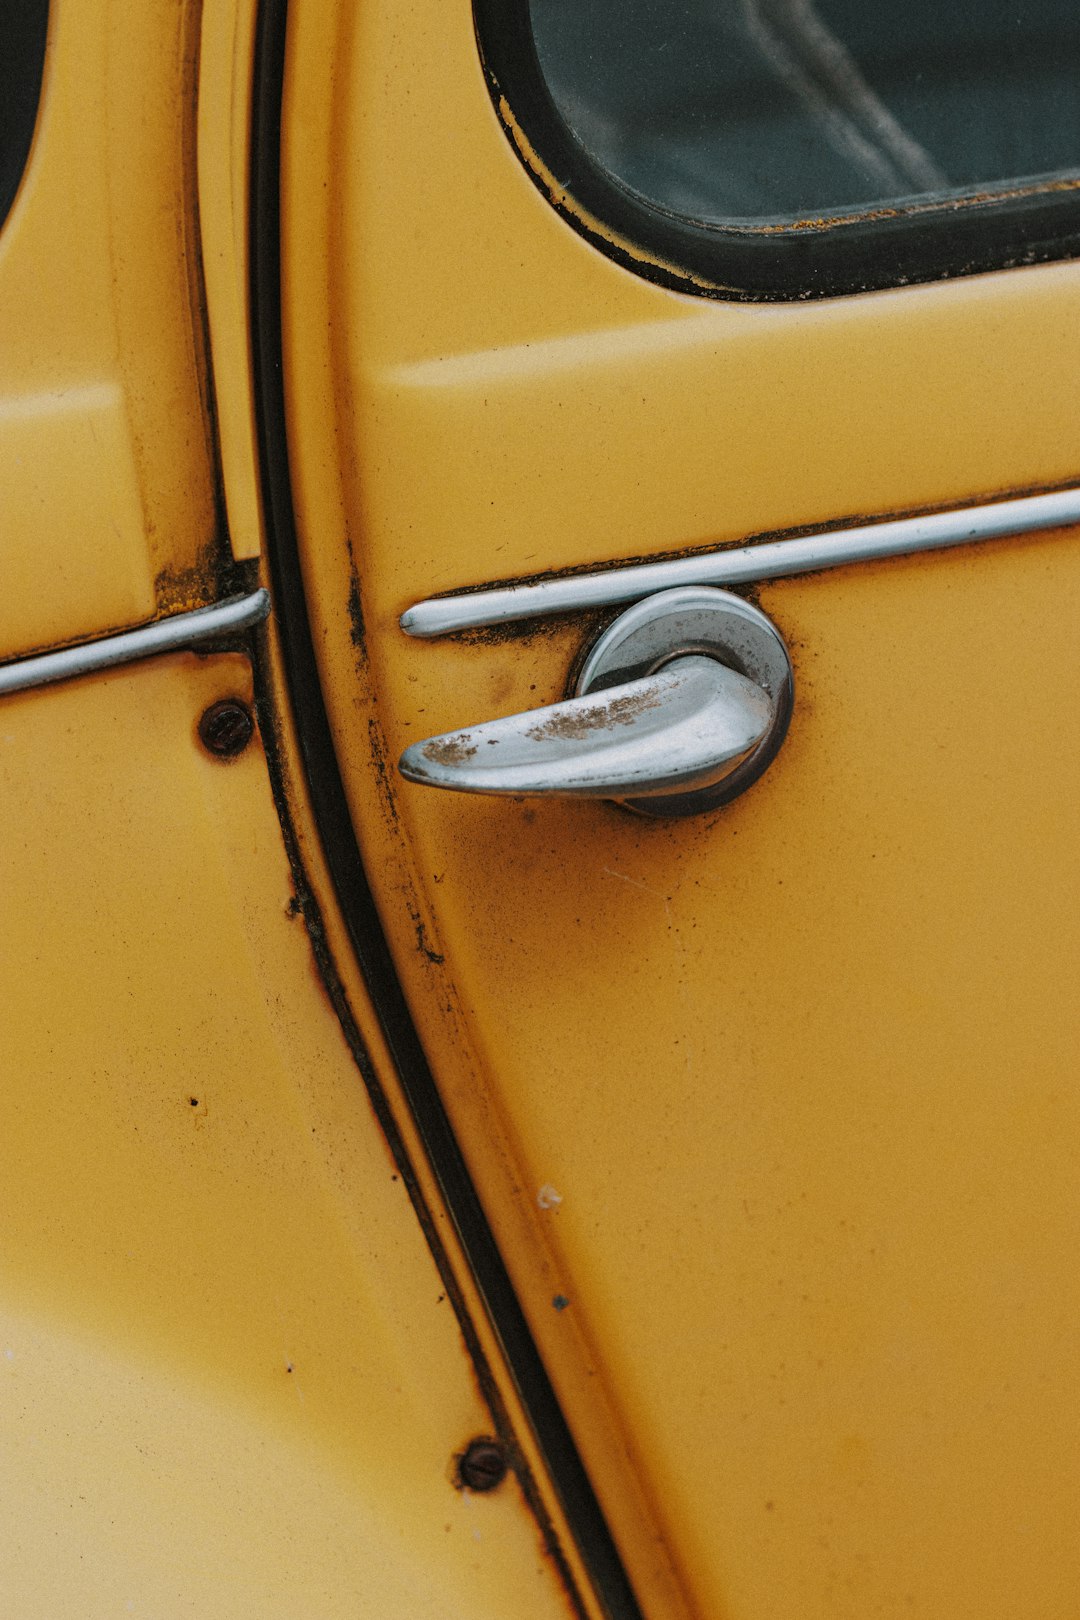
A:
[1, 2, 50, 232]
[477, 0, 1080, 296]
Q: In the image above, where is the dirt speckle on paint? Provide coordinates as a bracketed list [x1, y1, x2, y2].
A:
[422, 734, 479, 766]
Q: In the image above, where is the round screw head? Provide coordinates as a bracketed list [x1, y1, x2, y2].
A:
[199, 699, 254, 758]
[457, 1437, 508, 1492]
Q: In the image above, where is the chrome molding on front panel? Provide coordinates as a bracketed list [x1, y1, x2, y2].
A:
[0, 589, 271, 698]
[400, 486, 1080, 638]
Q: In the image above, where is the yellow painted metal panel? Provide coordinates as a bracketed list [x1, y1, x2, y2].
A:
[304, 0, 1080, 621]
[0, 0, 220, 658]
[369, 279, 1080, 602]
[382, 545, 1080, 1620]
[197, 0, 265, 562]
[0, 651, 577, 1619]
[0, 1298, 537, 1620]
[280, 1, 1080, 1615]
[0, 381, 152, 655]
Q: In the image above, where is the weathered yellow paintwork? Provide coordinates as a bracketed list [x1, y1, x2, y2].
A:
[0, 0, 222, 659]
[0, 3, 592, 1616]
[9, 0, 1080, 1613]
[280, 1, 1080, 1617]
[197, 0, 264, 563]
[0, 653, 577, 1618]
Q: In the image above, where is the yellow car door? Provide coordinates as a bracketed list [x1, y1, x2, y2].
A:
[272, 2, 1080, 1617]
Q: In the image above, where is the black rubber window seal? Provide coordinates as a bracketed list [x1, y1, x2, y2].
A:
[473, 0, 1080, 300]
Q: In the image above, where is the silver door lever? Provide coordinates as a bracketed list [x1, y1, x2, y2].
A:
[399, 654, 770, 801]
[398, 587, 794, 817]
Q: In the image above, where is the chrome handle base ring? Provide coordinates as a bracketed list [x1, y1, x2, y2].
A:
[575, 587, 793, 816]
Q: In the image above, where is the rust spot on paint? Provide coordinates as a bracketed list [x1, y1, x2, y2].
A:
[414, 917, 445, 965]
[456, 613, 585, 649]
[154, 537, 257, 619]
[367, 718, 400, 828]
[346, 573, 366, 655]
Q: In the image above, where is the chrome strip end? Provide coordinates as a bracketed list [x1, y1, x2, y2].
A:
[0, 588, 271, 699]
[401, 487, 1080, 638]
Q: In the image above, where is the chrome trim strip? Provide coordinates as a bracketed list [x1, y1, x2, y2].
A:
[0, 588, 271, 698]
[400, 487, 1080, 638]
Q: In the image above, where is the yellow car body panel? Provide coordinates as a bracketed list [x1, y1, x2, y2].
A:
[196, 0, 265, 564]
[8, 0, 1080, 1616]
[0, 648, 585, 1618]
[279, 1, 1080, 1616]
[0, 3, 591, 1616]
[0, 0, 224, 659]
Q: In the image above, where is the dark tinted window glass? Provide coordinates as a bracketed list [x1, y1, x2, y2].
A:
[1, 2, 50, 231]
[529, 0, 1080, 225]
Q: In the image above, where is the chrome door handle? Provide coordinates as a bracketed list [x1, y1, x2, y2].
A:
[398, 586, 794, 817]
[400, 653, 771, 802]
